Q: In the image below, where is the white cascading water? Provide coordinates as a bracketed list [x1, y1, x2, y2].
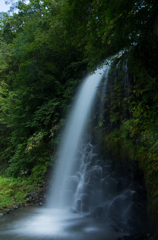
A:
[47, 65, 110, 208]
[99, 66, 109, 121]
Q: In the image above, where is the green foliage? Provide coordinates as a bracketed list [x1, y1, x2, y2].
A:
[0, 176, 38, 208]
[0, 0, 86, 179]
[63, 0, 158, 69]
[0, 3, 158, 237]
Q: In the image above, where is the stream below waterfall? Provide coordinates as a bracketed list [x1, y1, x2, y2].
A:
[0, 206, 123, 240]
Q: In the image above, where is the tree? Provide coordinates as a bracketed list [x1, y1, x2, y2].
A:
[63, 0, 158, 68]
[0, 0, 86, 178]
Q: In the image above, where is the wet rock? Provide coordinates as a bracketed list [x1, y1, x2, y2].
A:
[84, 171, 90, 182]
[81, 203, 89, 212]
[91, 206, 104, 219]
[80, 183, 92, 195]
[117, 181, 124, 193]
[124, 189, 136, 199]
[86, 145, 92, 152]
[76, 199, 81, 212]
[0, 209, 11, 215]
[89, 166, 102, 184]
[90, 154, 98, 163]
[85, 162, 93, 172]
[102, 176, 119, 195]
[125, 202, 149, 234]
[118, 233, 149, 240]
[70, 207, 77, 213]
[44, 193, 49, 198]
[29, 190, 36, 196]
[80, 193, 89, 206]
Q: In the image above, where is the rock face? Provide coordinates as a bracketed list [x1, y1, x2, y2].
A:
[65, 135, 149, 236]
[24, 135, 148, 238]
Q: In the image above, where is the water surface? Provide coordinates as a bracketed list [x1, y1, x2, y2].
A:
[0, 206, 123, 240]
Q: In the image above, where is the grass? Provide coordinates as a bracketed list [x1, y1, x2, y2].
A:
[0, 176, 39, 209]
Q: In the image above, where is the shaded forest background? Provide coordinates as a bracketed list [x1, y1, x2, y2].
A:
[0, 0, 158, 238]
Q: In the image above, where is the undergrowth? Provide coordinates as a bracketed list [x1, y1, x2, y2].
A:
[0, 176, 40, 209]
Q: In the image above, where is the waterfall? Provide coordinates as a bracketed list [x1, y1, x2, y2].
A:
[47, 65, 109, 208]
[98, 66, 110, 127]
[46, 60, 146, 234]
[46, 61, 147, 233]
[5, 61, 148, 240]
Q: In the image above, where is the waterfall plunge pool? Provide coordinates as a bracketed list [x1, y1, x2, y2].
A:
[0, 206, 124, 240]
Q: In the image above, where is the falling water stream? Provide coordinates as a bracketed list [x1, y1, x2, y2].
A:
[0, 63, 147, 240]
[47, 65, 109, 208]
